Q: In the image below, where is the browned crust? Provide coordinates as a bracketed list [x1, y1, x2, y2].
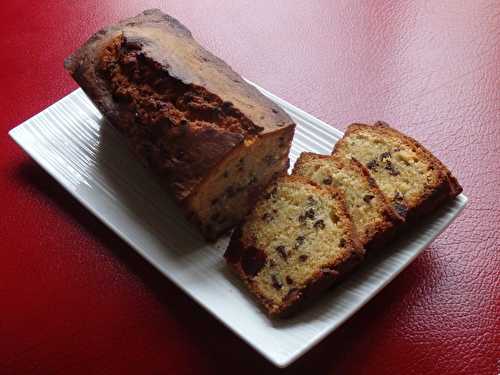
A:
[292, 152, 403, 251]
[291, 152, 327, 171]
[371, 121, 462, 196]
[224, 176, 364, 318]
[270, 242, 364, 318]
[333, 121, 463, 221]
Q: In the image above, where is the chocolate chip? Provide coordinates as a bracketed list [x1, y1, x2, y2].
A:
[275, 245, 288, 260]
[305, 208, 315, 219]
[366, 159, 379, 171]
[126, 41, 142, 51]
[299, 255, 308, 262]
[367, 176, 377, 188]
[294, 236, 305, 249]
[394, 191, 404, 201]
[363, 194, 375, 203]
[298, 214, 306, 223]
[221, 101, 233, 110]
[223, 240, 242, 261]
[271, 275, 283, 290]
[322, 176, 333, 185]
[261, 213, 273, 222]
[271, 108, 279, 114]
[241, 247, 267, 277]
[223, 171, 229, 178]
[394, 201, 408, 217]
[339, 238, 346, 248]
[264, 187, 278, 200]
[211, 197, 219, 206]
[331, 214, 339, 224]
[380, 151, 392, 160]
[384, 161, 400, 176]
[286, 276, 294, 285]
[314, 220, 325, 229]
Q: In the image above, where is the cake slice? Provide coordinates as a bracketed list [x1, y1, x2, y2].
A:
[293, 153, 402, 250]
[333, 121, 462, 220]
[224, 175, 364, 317]
[64, 9, 295, 240]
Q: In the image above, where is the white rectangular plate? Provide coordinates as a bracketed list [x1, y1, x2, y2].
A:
[9, 82, 467, 367]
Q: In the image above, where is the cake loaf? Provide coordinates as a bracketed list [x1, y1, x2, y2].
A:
[65, 9, 295, 240]
[333, 122, 462, 220]
[293, 153, 402, 250]
[224, 176, 364, 317]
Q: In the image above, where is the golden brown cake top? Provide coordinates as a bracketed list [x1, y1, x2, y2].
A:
[65, 9, 293, 134]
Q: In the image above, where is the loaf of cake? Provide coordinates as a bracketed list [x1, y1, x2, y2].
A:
[333, 122, 462, 220]
[224, 175, 364, 317]
[293, 153, 402, 250]
[64, 9, 295, 240]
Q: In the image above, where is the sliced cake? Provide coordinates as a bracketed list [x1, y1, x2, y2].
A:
[293, 153, 402, 250]
[333, 121, 462, 220]
[224, 175, 364, 317]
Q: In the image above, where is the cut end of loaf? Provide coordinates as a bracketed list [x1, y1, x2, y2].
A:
[224, 175, 363, 317]
[187, 127, 294, 240]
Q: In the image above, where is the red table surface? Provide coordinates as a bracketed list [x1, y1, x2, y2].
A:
[1, 1, 499, 374]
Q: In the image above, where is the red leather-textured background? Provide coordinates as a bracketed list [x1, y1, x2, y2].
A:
[1, 1, 499, 373]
